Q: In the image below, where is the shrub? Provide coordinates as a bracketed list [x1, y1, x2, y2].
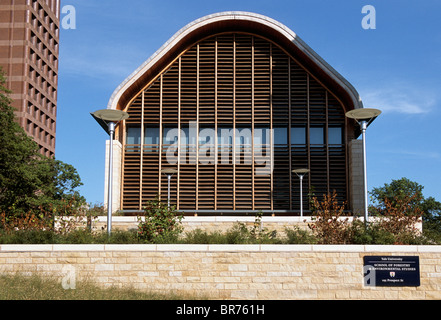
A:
[183, 229, 226, 244]
[284, 226, 318, 244]
[137, 196, 183, 243]
[308, 191, 352, 244]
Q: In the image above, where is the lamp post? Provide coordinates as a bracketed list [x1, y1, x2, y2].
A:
[161, 168, 178, 209]
[292, 168, 310, 217]
[345, 108, 381, 224]
[91, 109, 129, 235]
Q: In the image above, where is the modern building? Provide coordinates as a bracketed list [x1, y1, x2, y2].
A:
[103, 12, 368, 216]
[0, 0, 60, 157]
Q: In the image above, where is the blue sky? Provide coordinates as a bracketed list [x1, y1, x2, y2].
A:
[56, 0, 441, 205]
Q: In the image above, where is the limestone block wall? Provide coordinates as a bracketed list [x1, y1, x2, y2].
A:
[92, 216, 313, 234]
[89, 216, 422, 235]
[103, 140, 122, 213]
[349, 139, 364, 215]
[1, 244, 440, 300]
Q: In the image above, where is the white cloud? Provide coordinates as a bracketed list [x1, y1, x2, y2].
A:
[359, 83, 437, 115]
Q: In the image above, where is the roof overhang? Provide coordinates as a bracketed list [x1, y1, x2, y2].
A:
[107, 11, 364, 113]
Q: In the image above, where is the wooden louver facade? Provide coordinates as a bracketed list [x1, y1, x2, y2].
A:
[120, 33, 349, 214]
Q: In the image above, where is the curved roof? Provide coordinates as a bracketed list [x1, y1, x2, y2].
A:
[107, 11, 363, 111]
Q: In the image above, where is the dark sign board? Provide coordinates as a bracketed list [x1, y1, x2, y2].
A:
[363, 256, 420, 287]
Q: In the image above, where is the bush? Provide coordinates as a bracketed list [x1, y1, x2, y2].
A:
[308, 191, 352, 244]
[285, 227, 318, 244]
[137, 196, 183, 243]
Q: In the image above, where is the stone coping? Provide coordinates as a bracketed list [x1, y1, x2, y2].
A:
[94, 216, 353, 222]
[1, 244, 441, 253]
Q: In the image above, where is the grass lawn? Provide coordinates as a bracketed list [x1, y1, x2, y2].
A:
[0, 273, 196, 300]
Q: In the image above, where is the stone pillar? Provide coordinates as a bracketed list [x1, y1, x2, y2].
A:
[348, 139, 364, 215]
[104, 140, 122, 213]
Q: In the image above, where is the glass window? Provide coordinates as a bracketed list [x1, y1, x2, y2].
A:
[291, 127, 306, 145]
[273, 127, 288, 145]
[163, 126, 178, 144]
[199, 127, 215, 145]
[218, 127, 233, 145]
[144, 127, 159, 145]
[235, 127, 252, 146]
[328, 127, 342, 145]
[180, 126, 197, 145]
[127, 127, 141, 145]
[310, 127, 324, 145]
[254, 127, 270, 145]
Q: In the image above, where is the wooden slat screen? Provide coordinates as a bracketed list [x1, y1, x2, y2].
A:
[121, 33, 348, 214]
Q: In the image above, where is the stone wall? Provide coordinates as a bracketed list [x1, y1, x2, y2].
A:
[1, 244, 440, 300]
[349, 139, 364, 215]
[89, 216, 422, 235]
[92, 216, 313, 234]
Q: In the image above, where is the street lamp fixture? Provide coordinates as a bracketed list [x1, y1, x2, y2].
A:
[292, 168, 310, 217]
[345, 108, 381, 224]
[91, 109, 129, 235]
[161, 168, 178, 209]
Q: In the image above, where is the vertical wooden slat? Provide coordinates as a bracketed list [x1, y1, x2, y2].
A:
[251, 36, 255, 210]
[326, 90, 330, 194]
[214, 38, 218, 211]
[307, 73, 311, 193]
[159, 75, 163, 198]
[196, 44, 199, 210]
[139, 91, 145, 210]
[177, 57, 181, 210]
[233, 34, 236, 210]
[288, 58, 292, 211]
[269, 43, 273, 211]
[122, 32, 350, 213]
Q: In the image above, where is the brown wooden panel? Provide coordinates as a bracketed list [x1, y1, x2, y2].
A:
[122, 33, 349, 214]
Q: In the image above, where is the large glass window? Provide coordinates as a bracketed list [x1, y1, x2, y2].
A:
[328, 127, 342, 145]
[273, 127, 288, 145]
[291, 127, 306, 145]
[163, 126, 179, 144]
[144, 126, 159, 145]
[199, 127, 215, 145]
[310, 127, 324, 145]
[127, 127, 141, 145]
[235, 127, 252, 146]
[217, 127, 233, 145]
[254, 127, 270, 145]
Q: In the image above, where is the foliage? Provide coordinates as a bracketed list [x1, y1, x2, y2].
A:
[284, 226, 318, 244]
[0, 67, 85, 222]
[308, 191, 353, 244]
[370, 177, 441, 235]
[371, 193, 422, 240]
[137, 196, 184, 243]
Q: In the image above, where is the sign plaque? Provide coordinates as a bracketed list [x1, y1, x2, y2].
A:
[363, 256, 420, 287]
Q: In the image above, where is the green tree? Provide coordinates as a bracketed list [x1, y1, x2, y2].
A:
[370, 177, 441, 233]
[0, 67, 85, 219]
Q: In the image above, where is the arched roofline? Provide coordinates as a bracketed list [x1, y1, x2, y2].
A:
[107, 11, 363, 112]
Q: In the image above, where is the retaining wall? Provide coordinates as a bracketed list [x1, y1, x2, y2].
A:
[1, 244, 440, 300]
[90, 216, 423, 234]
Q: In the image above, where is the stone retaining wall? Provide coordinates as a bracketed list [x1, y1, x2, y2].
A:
[90, 216, 422, 235]
[1, 244, 440, 300]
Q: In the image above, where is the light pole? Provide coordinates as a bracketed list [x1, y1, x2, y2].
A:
[292, 168, 310, 217]
[161, 168, 178, 209]
[345, 108, 381, 224]
[91, 109, 129, 235]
